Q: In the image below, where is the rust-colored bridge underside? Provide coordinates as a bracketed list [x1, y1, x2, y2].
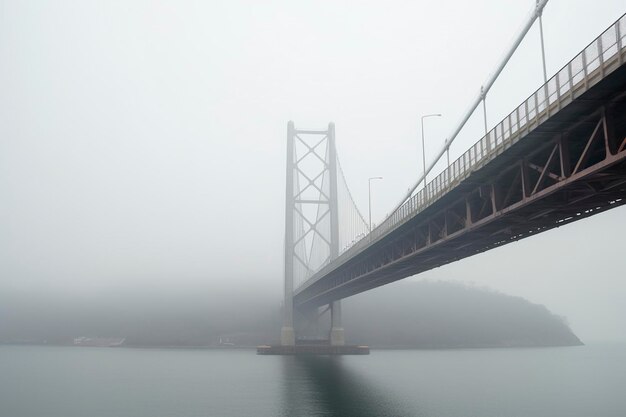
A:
[294, 62, 626, 310]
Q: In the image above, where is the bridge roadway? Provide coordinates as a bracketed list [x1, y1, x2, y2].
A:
[294, 16, 626, 310]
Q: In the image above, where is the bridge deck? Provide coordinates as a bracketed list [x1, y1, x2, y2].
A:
[294, 15, 626, 309]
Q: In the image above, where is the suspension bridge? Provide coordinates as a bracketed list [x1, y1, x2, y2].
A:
[277, 6, 626, 348]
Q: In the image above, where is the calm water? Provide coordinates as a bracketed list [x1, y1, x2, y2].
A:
[1, 344, 625, 417]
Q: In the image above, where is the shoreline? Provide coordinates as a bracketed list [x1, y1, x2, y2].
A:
[0, 341, 587, 350]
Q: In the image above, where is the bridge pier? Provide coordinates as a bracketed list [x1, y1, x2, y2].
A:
[280, 287, 295, 346]
[329, 300, 345, 346]
[280, 326, 295, 346]
[281, 121, 296, 347]
[270, 121, 366, 353]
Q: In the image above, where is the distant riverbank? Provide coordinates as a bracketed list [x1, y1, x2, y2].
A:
[0, 280, 583, 349]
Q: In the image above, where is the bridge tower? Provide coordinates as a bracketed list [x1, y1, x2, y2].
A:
[281, 121, 344, 346]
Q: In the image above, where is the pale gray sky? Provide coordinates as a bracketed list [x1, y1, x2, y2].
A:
[1, 0, 624, 342]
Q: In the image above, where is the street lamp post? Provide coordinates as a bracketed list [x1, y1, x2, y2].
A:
[421, 113, 442, 187]
[368, 176, 383, 232]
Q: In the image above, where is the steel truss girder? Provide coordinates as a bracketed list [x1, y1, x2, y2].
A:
[295, 90, 626, 309]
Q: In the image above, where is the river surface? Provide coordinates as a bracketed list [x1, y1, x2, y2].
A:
[1, 343, 624, 416]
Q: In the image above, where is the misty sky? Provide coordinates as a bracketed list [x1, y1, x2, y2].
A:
[1, 0, 625, 342]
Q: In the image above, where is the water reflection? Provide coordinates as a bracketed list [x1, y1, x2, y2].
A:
[280, 355, 417, 417]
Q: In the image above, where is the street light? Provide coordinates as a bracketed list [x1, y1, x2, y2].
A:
[421, 113, 442, 187]
[368, 176, 383, 232]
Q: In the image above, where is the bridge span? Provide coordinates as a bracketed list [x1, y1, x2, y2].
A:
[281, 13, 626, 346]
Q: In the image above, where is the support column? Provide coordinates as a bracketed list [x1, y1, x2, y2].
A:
[281, 121, 296, 346]
[327, 122, 345, 346]
[330, 301, 345, 346]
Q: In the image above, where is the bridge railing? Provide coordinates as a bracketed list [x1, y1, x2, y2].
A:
[295, 13, 626, 294]
[372, 14, 625, 241]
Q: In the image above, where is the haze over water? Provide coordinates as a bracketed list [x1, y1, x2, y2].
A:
[1, 344, 625, 417]
[2, 1, 626, 416]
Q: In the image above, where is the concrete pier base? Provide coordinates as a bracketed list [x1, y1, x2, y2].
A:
[280, 326, 296, 346]
[329, 327, 345, 346]
[257, 343, 369, 355]
[329, 300, 345, 346]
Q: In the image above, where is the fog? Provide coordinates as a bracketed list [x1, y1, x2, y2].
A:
[0, 280, 581, 348]
[1, 0, 625, 344]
